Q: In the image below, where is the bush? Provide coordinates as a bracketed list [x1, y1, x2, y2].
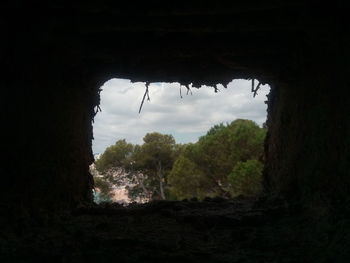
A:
[228, 160, 263, 197]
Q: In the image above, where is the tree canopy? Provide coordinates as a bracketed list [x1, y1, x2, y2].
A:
[168, 119, 266, 199]
[95, 139, 134, 173]
[94, 133, 180, 201]
[93, 119, 266, 202]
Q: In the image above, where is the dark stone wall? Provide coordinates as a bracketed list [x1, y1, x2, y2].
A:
[264, 28, 349, 212]
[1, 2, 348, 213]
[3, 49, 97, 209]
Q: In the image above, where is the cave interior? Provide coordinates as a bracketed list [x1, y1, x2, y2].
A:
[1, 1, 349, 262]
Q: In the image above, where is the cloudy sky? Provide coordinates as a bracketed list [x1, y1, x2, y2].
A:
[92, 79, 270, 154]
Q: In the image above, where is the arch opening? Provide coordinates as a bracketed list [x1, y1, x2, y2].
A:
[91, 78, 270, 204]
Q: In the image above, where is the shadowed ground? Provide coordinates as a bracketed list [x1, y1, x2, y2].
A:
[1, 198, 349, 262]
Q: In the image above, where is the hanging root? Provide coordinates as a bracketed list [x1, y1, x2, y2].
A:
[139, 82, 151, 113]
[214, 84, 220, 93]
[94, 105, 101, 114]
[251, 79, 262, 98]
[185, 84, 192, 95]
[180, 84, 193, 97]
[253, 83, 261, 97]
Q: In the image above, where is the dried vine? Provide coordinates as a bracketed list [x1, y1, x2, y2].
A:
[139, 82, 151, 113]
[251, 79, 262, 98]
[185, 84, 193, 95]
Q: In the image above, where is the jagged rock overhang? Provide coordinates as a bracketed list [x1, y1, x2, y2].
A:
[3, 1, 315, 87]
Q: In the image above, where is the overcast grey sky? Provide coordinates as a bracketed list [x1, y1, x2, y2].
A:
[92, 79, 270, 154]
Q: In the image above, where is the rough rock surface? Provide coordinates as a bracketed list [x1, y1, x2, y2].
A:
[1, 2, 349, 261]
[2, 1, 348, 211]
[1, 199, 349, 262]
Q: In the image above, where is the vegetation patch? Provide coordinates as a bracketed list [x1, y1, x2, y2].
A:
[92, 119, 266, 203]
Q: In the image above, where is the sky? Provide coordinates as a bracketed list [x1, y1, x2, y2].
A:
[92, 79, 270, 154]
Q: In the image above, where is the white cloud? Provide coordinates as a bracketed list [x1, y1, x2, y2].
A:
[92, 79, 270, 154]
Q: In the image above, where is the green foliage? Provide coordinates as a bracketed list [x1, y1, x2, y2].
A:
[168, 155, 213, 200]
[228, 160, 264, 197]
[135, 132, 176, 172]
[131, 132, 178, 200]
[168, 119, 266, 199]
[90, 164, 114, 203]
[94, 133, 179, 202]
[94, 119, 266, 202]
[94, 176, 112, 196]
[93, 176, 113, 202]
[95, 139, 134, 173]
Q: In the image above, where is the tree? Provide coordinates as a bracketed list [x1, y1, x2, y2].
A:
[94, 120, 266, 202]
[132, 132, 178, 200]
[90, 164, 114, 203]
[195, 119, 265, 195]
[228, 160, 264, 197]
[94, 140, 135, 202]
[95, 139, 134, 173]
[93, 176, 114, 203]
[168, 155, 213, 200]
[168, 119, 266, 199]
[94, 133, 179, 201]
[226, 119, 266, 163]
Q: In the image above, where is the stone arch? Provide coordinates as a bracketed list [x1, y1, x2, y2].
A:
[2, 2, 348, 213]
